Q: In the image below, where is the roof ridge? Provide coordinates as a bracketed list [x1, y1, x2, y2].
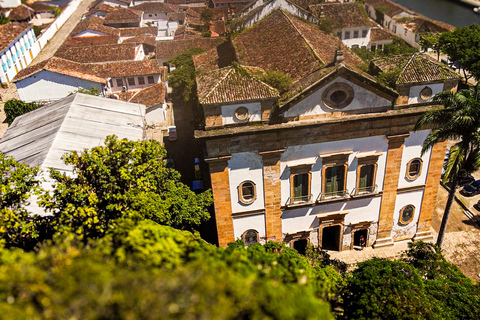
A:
[203, 67, 234, 102]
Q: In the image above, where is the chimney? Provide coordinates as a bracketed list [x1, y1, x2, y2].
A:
[334, 50, 344, 65]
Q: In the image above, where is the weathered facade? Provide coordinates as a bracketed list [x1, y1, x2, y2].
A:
[194, 10, 458, 252]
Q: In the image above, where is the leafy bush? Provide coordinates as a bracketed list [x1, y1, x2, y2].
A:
[3, 99, 41, 125]
[261, 70, 292, 94]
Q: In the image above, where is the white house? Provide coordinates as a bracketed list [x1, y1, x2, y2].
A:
[0, 0, 20, 8]
[0, 23, 39, 87]
[132, 2, 184, 39]
[0, 93, 146, 216]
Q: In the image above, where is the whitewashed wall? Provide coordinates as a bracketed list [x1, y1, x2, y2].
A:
[284, 77, 392, 118]
[397, 130, 432, 189]
[337, 27, 370, 48]
[391, 189, 424, 240]
[233, 213, 266, 241]
[228, 152, 265, 213]
[16, 70, 103, 102]
[221, 102, 262, 125]
[408, 83, 443, 104]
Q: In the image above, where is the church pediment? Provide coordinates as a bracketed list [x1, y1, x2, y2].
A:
[280, 65, 398, 120]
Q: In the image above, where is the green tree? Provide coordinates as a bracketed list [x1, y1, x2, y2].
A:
[200, 8, 214, 27]
[0, 153, 44, 250]
[382, 37, 418, 56]
[3, 99, 41, 125]
[414, 85, 480, 247]
[0, 13, 9, 25]
[419, 33, 442, 61]
[439, 24, 480, 81]
[261, 70, 292, 94]
[342, 258, 432, 319]
[40, 135, 212, 240]
[168, 48, 205, 103]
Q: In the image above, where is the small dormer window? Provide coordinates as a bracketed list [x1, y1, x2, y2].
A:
[419, 86, 433, 101]
[234, 106, 249, 121]
[322, 83, 354, 109]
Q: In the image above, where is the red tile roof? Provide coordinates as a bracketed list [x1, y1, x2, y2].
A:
[122, 34, 156, 47]
[63, 35, 120, 46]
[131, 2, 179, 13]
[8, 4, 35, 21]
[156, 37, 225, 59]
[85, 3, 116, 17]
[363, 0, 405, 17]
[0, 23, 30, 52]
[93, 59, 166, 78]
[210, 20, 226, 35]
[128, 82, 166, 107]
[309, 2, 370, 29]
[55, 43, 139, 63]
[104, 7, 143, 25]
[166, 0, 205, 4]
[372, 53, 460, 84]
[30, 2, 53, 12]
[70, 16, 119, 37]
[119, 26, 158, 36]
[197, 65, 279, 104]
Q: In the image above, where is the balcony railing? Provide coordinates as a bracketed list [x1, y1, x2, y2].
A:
[316, 189, 349, 202]
[351, 185, 378, 197]
[286, 194, 312, 207]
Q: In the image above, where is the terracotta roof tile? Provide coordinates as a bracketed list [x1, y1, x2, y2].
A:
[0, 23, 30, 52]
[30, 2, 53, 12]
[131, 2, 178, 13]
[285, 0, 323, 10]
[8, 4, 35, 21]
[156, 37, 225, 59]
[370, 24, 395, 41]
[363, 0, 405, 17]
[166, 0, 205, 4]
[128, 82, 166, 107]
[63, 35, 120, 46]
[197, 65, 279, 104]
[210, 20, 226, 35]
[122, 34, 156, 47]
[167, 12, 185, 21]
[119, 26, 157, 36]
[401, 16, 454, 33]
[232, 10, 321, 82]
[104, 7, 142, 25]
[92, 59, 166, 78]
[372, 53, 460, 84]
[309, 2, 370, 29]
[70, 16, 119, 36]
[85, 3, 116, 16]
[55, 43, 139, 63]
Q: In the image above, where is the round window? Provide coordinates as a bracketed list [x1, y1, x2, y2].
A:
[399, 205, 415, 225]
[420, 86, 433, 100]
[406, 158, 422, 180]
[322, 83, 354, 109]
[234, 106, 249, 121]
[239, 180, 256, 204]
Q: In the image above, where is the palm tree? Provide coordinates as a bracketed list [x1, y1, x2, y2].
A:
[414, 85, 480, 247]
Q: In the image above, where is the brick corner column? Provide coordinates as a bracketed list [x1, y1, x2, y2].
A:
[261, 152, 283, 243]
[413, 140, 448, 242]
[374, 133, 410, 248]
[209, 159, 235, 247]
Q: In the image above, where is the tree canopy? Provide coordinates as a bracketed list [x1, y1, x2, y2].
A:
[439, 24, 480, 81]
[3, 99, 41, 125]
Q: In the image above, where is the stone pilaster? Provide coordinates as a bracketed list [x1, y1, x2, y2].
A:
[209, 159, 235, 247]
[261, 152, 283, 242]
[374, 133, 410, 248]
[414, 140, 448, 242]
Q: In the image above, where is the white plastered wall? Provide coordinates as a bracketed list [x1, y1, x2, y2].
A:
[233, 213, 266, 242]
[283, 77, 392, 118]
[391, 189, 424, 240]
[221, 102, 261, 125]
[228, 152, 265, 213]
[408, 83, 444, 104]
[397, 130, 432, 189]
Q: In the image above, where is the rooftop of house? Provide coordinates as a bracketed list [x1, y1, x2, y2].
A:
[30, 2, 53, 12]
[85, 3, 116, 16]
[13, 56, 166, 82]
[104, 7, 143, 24]
[131, 2, 179, 13]
[363, 0, 406, 17]
[155, 37, 225, 59]
[210, 20, 226, 35]
[166, 0, 205, 4]
[0, 93, 145, 174]
[309, 2, 370, 29]
[0, 23, 30, 52]
[63, 35, 120, 46]
[397, 15, 454, 33]
[210, 0, 248, 3]
[118, 26, 158, 37]
[194, 10, 362, 83]
[196, 65, 279, 104]
[285, 0, 324, 10]
[89, 0, 132, 9]
[70, 16, 120, 37]
[8, 4, 34, 21]
[167, 11, 186, 21]
[121, 34, 156, 47]
[371, 53, 461, 84]
[370, 21, 395, 41]
[186, 15, 203, 26]
[55, 43, 140, 63]
[128, 82, 166, 107]
[173, 25, 203, 39]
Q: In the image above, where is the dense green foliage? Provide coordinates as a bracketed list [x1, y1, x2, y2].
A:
[0, 13, 9, 25]
[352, 37, 418, 67]
[167, 48, 205, 102]
[375, 68, 401, 88]
[3, 99, 41, 125]
[261, 70, 292, 94]
[40, 136, 212, 240]
[439, 24, 480, 81]
[419, 33, 441, 61]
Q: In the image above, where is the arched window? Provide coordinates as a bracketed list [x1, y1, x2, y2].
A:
[243, 229, 259, 246]
[399, 205, 415, 225]
[238, 180, 256, 204]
